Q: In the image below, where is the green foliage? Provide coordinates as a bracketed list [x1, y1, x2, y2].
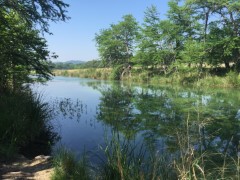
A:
[0, 90, 53, 160]
[0, 0, 68, 161]
[0, 12, 53, 91]
[0, 0, 69, 92]
[95, 0, 240, 79]
[180, 39, 205, 66]
[135, 5, 162, 68]
[78, 60, 105, 69]
[0, 0, 69, 33]
[53, 60, 104, 70]
[226, 71, 240, 87]
[110, 65, 124, 80]
[51, 148, 90, 180]
[95, 15, 139, 66]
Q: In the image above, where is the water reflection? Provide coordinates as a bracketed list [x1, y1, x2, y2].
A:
[39, 77, 240, 176]
[87, 82, 240, 159]
[52, 98, 87, 122]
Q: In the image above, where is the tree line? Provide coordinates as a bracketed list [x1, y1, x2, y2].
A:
[95, 0, 240, 74]
[53, 60, 104, 69]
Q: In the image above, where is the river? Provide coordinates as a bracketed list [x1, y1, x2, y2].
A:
[32, 76, 240, 164]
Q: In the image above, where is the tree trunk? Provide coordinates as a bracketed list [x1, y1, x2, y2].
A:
[225, 61, 230, 69]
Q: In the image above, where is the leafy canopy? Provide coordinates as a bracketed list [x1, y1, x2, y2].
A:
[0, 0, 69, 92]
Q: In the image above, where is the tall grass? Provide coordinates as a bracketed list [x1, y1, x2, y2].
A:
[51, 137, 239, 179]
[197, 71, 240, 88]
[97, 134, 176, 180]
[54, 68, 111, 80]
[51, 148, 90, 180]
[50, 111, 240, 180]
[171, 113, 240, 180]
[54, 67, 240, 88]
[0, 89, 52, 160]
[51, 135, 176, 180]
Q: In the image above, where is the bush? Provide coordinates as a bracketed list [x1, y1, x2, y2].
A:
[0, 89, 52, 160]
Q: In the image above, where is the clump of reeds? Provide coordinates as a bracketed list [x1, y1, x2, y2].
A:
[51, 148, 90, 180]
[96, 133, 176, 180]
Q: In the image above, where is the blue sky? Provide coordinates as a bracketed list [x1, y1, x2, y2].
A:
[46, 0, 170, 62]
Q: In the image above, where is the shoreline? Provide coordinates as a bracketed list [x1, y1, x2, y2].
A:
[0, 154, 53, 180]
[53, 68, 240, 88]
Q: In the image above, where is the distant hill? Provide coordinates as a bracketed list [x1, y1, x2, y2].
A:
[58, 60, 86, 64]
[53, 59, 104, 69]
[53, 60, 86, 69]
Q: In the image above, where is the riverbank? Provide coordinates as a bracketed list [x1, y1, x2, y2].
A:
[0, 88, 57, 180]
[0, 154, 53, 179]
[54, 67, 240, 88]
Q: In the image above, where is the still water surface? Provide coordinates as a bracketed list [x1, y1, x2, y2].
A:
[33, 76, 240, 160]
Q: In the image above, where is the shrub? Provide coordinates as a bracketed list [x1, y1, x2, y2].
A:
[0, 90, 52, 160]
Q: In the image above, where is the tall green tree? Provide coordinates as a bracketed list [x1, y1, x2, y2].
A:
[135, 5, 162, 68]
[186, 0, 240, 70]
[166, 0, 201, 59]
[0, 12, 54, 91]
[0, 0, 69, 92]
[95, 14, 139, 66]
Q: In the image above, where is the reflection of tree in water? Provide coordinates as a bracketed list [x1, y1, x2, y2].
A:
[95, 82, 240, 168]
[97, 84, 140, 139]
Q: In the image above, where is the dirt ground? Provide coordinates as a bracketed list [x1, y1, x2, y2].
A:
[0, 155, 54, 180]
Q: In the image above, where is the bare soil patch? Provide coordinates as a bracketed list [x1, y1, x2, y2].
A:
[0, 155, 53, 180]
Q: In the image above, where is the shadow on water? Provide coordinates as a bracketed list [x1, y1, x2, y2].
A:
[19, 124, 60, 159]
